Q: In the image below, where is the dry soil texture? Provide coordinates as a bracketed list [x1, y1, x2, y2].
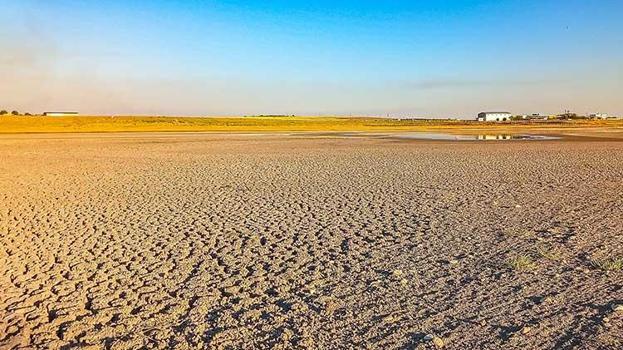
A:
[1, 133, 622, 349]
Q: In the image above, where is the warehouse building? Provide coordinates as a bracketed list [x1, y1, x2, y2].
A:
[477, 112, 512, 122]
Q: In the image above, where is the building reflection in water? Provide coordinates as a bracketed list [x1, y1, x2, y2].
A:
[477, 134, 513, 140]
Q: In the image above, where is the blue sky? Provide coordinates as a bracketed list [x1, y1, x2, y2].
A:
[1, 0, 622, 117]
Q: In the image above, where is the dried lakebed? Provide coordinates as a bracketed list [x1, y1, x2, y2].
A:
[1, 133, 622, 349]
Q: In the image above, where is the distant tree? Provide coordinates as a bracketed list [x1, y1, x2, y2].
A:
[0, 110, 7, 115]
[25, 112, 32, 116]
[11, 110, 19, 116]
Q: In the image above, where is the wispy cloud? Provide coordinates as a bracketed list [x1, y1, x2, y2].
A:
[405, 78, 565, 90]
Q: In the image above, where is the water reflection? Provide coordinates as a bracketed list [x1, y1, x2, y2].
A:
[393, 132, 559, 141]
[477, 134, 512, 140]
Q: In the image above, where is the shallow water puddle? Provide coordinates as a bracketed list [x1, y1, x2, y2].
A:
[392, 132, 560, 141]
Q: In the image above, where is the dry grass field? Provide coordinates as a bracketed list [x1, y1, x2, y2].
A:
[1, 131, 622, 349]
[1, 116, 623, 136]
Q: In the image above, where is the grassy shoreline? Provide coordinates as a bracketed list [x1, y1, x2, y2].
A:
[1, 116, 622, 135]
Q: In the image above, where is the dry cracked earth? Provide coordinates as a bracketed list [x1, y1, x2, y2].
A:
[1, 133, 622, 349]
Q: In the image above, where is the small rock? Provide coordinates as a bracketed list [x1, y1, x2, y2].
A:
[400, 278, 409, 285]
[432, 336, 445, 348]
[221, 286, 240, 297]
[382, 315, 395, 322]
[424, 334, 444, 348]
[281, 328, 294, 342]
[322, 297, 338, 315]
[515, 204, 522, 208]
[392, 269, 403, 277]
[611, 304, 623, 312]
[448, 259, 459, 265]
[521, 326, 532, 335]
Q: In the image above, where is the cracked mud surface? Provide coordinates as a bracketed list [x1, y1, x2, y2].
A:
[1, 134, 622, 349]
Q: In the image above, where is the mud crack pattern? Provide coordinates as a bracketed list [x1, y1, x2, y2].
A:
[1, 134, 622, 349]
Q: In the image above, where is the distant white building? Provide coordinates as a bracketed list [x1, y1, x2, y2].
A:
[526, 113, 548, 120]
[43, 111, 78, 116]
[589, 113, 609, 119]
[477, 112, 512, 122]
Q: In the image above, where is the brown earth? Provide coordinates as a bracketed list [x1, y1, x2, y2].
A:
[1, 133, 622, 349]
